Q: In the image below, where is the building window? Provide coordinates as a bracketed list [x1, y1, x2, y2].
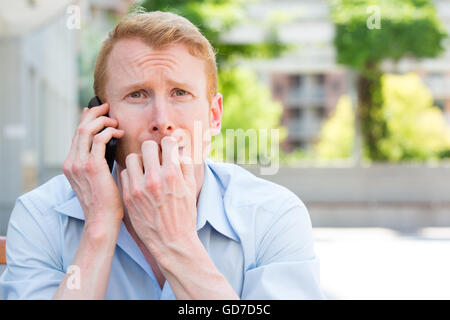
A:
[316, 74, 325, 85]
[314, 106, 326, 118]
[290, 75, 303, 89]
[273, 83, 284, 98]
[289, 108, 303, 119]
[290, 140, 305, 149]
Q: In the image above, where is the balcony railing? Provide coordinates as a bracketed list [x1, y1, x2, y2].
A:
[286, 119, 322, 139]
[286, 87, 326, 107]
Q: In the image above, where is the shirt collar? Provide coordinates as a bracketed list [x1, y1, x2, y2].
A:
[196, 158, 239, 242]
[54, 159, 239, 242]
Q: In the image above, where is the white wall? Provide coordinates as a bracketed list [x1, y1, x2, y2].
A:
[0, 8, 78, 235]
[246, 164, 450, 229]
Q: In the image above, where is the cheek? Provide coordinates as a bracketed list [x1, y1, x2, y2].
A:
[116, 121, 146, 154]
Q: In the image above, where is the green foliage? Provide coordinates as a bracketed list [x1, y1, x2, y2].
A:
[278, 149, 311, 165]
[331, 0, 447, 69]
[379, 73, 450, 160]
[316, 95, 355, 159]
[139, 0, 289, 65]
[78, 27, 109, 107]
[210, 67, 287, 163]
[316, 73, 450, 161]
[330, 0, 447, 160]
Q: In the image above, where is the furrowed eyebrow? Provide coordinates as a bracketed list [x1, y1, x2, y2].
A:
[119, 79, 195, 95]
[120, 82, 148, 95]
[166, 79, 195, 91]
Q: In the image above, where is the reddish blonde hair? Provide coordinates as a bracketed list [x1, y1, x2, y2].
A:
[93, 10, 217, 103]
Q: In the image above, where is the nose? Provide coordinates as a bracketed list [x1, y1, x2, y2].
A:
[149, 99, 176, 136]
[151, 121, 174, 135]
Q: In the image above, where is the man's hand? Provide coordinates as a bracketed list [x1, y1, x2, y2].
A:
[120, 135, 198, 261]
[55, 103, 126, 299]
[120, 135, 239, 299]
[62, 103, 125, 238]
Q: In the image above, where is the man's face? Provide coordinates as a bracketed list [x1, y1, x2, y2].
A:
[104, 38, 222, 169]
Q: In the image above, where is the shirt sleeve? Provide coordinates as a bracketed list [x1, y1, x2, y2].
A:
[0, 198, 65, 300]
[240, 199, 326, 299]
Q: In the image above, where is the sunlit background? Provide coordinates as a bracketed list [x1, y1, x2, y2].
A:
[1, 0, 450, 299]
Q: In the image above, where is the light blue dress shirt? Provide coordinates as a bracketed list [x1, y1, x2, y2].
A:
[0, 158, 325, 299]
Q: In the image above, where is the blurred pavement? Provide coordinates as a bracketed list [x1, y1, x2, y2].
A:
[1, 227, 449, 299]
[314, 227, 450, 299]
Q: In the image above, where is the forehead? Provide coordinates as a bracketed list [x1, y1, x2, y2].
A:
[106, 38, 207, 90]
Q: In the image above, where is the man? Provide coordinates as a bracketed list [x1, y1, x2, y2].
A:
[0, 11, 325, 299]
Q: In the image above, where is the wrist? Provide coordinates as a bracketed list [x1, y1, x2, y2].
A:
[82, 219, 121, 248]
[157, 234, 204, 273]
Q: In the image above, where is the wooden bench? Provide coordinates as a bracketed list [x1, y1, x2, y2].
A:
[0, 236, 6, 265]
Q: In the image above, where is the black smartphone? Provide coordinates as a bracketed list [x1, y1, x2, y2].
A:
[87, 96, 118, 173]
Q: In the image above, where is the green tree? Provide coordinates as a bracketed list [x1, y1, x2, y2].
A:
[79, 27, 107, 107]
[331, 0, 447, 160]
[316, 95, 355, 159]
[139, 0, 288, 65]
[316, 73, 450, 161]
[379, 73, 450, 160]
[210, 67, 286, 163]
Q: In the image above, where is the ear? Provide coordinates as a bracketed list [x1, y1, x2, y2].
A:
[209, 93, 223, 136]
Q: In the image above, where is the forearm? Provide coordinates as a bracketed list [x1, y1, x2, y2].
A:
[158, 236, 240, 300]
[53, 224, 120, 300]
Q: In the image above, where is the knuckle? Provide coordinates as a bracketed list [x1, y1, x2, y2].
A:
[84, 159, 98, 175]
[77, 125, 89, 135]
[62, 160, 71, 174]
[163, 167, 178, 180]
[100, 116, 114, 126]
[145, 176, 162, 191]
[93, 132, 106, 144]
[130, 185, 143, 198]
[72, 163, 81, 175]
[84, 160, 95, 174]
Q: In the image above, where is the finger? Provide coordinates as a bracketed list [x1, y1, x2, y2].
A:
[80, 107, 89, 122]
[76, 116, 119, 161]
[125, 153, 144, 187]
[86, 116, 118, 134]
[71, 108, 89, 156]
[90, 127, 125, 161]
[120, 169, 131, 204]
[180, 155, 195, 186]
[161, 136, 181, 171]
[171, 129, 192, 159]
[81, 103, 110, 124]
[141, 140, 161, 173]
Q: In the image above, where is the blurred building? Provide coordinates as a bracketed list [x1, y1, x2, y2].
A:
[224, 0, 450, 152]
[0, 0, 79, 233]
